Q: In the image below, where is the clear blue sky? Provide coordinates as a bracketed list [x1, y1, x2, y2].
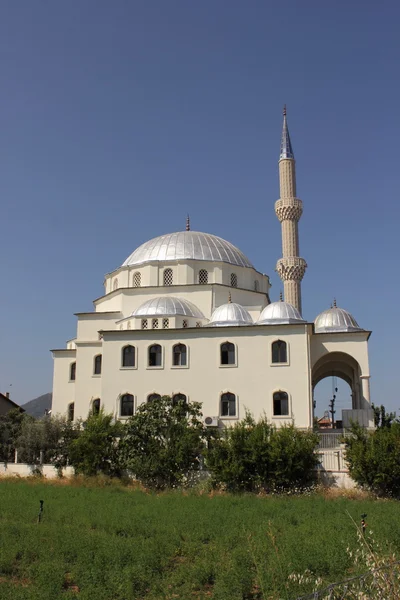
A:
[0, 1, 398, 413]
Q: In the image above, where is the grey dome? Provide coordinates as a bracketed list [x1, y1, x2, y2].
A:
[122, 231, 254, 268]
[314, 306, 362, 333]
[257, 301, 305, 325]
[132, 296, 205, 319]
[209, 302, 253, 327]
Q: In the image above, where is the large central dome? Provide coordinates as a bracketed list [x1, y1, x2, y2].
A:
[122, 231, 254, 268]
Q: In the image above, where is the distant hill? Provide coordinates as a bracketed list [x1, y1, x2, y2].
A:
[23, 393, 52, 418]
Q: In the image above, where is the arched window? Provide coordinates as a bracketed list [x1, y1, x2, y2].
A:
[94, 354, 102, 375]
[172, 393, 187, 406]
[152, 318, 159, 329]
[198, 269, 208, 284]
[230, 273, 237, 288]
[163, 268, 173, 286]
[254, 280, 259, 292]
[92, 398, 100, 415]
[272, 340, 287, 364]
[173, 343, 187, 366]
[147, 393, 161, 403]
[113, 278, 118, 291]
[120, 394, 134, 417]
[162, 318, 169, 329]
[142, 319, 148, 330]
[67, 402, 75, 421]
[148, 344, 162, 367]
[220, 342, 235, 365]
[273, 391, 289, 416]
[221, 392, 236, 417]
[133, 272, 141, 287]
[70, 362, 76, 381]
[122, 345, 135, 368]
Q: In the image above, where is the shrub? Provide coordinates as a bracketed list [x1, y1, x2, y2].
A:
[344, 421, 400, 496]
[119, 395, 206, 489]
[206, 412, 319, 492]
[0, 408, 30, 462]
[69, 409, 124, 477]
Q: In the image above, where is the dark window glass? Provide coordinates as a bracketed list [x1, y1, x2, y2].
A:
[230, 273, 237, 288]
[120, 394, 134, 417]
[220, 342, 235, 365]
[172, 393, 187, 407]
[70, 362, 76, 381]
[221, 393, 236, 417]
[272, 340, 287, 364]
[94, 355, 102, 375]
[149, 344, 162, 367]
[122, 345, 135, 367]
[92, 398, 100, 415]
[173, 343, 187, 366]
[273, 391, 289, 416]
[68, 402, 75, 421]
[147, 393, 161, 403]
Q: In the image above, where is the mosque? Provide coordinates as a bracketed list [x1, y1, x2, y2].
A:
[51, 109, 373, 430]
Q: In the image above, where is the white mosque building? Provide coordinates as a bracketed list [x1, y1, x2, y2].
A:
[51, 109, 373, 430]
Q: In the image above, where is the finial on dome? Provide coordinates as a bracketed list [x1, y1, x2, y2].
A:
[280, 105, 294, 160]
[186, 214, 190, 231]
[228, 291, 232, 303]
[333, 298, 337, 308]
[279, 291, 283, 301]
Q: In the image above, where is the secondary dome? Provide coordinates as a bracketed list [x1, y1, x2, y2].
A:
[132, 296, 205, 319]
[209, 302, 253, 327]
[314, 305, 362, 333]
[258, 301, 305, 325]
[122, 231, 254, 268]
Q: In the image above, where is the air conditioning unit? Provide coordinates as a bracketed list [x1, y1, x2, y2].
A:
[204, 416, 219, 427]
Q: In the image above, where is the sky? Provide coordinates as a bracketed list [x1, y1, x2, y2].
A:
[0, 1, 398, 414]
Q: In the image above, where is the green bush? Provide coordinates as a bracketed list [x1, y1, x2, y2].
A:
[0, 408, 29, 462]
[119, 395, 206, 489]
[344, 421, 400, 496]
[69, 409, 124, 477]
[206, 412, 319, 492]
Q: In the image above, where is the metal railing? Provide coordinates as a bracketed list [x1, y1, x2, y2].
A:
[317, 432, 346, 449]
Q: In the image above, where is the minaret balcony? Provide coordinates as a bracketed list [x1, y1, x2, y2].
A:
[275, 198, 303, 222]
[276, 257, 307, 282]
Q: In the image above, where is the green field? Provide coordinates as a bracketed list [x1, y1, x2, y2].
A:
[0, 479, 399, 600]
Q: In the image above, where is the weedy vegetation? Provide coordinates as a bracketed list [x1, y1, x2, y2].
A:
[1, 479, 400, 599]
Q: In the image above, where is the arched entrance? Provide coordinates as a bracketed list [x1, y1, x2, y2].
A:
[312, 351, 363, 411]
[312, 351, 373, 429]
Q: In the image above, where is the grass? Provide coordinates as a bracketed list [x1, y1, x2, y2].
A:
[0, 478, 400, 599]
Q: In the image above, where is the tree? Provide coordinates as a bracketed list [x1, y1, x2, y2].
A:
[119, 395, 206, 489]
[206, 412, 319, 492]
[371, 403, 396, 428]
[69, 409, 124, 476]
[344, 422, 400, 496]
[0, 409, 30, 462]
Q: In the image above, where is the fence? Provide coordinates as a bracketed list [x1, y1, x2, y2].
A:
[317, 432, 346, 449]
[0, 462, 74, 478]
[294, 559, 400, 599]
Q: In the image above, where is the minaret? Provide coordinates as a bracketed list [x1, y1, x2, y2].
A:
[275, 106, 307, 314]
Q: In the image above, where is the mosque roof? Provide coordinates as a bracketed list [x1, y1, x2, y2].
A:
[132, 296, 205, 319]
[209, 302, 254, 327]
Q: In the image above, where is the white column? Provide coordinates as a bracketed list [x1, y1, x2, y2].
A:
[360, 375, 371, 407]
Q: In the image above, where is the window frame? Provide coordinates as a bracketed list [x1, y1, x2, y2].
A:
[147, 343, 163, 369]
[92, 398, 101, 416]
[219, 391, 238, 420]
[67, 402, 75, 422]
[69, 362, 76, 382]
[271, 339, 289, 366]
[163, 268, 173, 286]
[171, 392, 188, 408]
[219, 341, 237, 368]
[172, 343, 188, 368]
[272, 390, 291, 418]
[230, 273, 238, 288]
[121, 345, 136, 370]
[198, 269, 209, 284]
[132, 271, 141, 288]
[93, 354, 102, 376]
[147, 393, 161, 403]
[119, 393, 135, 418]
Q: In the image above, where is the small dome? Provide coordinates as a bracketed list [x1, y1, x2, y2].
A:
[122, 230, 254, 269]
[314, 306, 362, 333]
[258, 301, 305, 325]
[133, 296, 205, 319]
[209, 302, 253, 327]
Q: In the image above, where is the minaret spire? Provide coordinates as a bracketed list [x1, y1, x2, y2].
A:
[275, 106, 307, 315]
